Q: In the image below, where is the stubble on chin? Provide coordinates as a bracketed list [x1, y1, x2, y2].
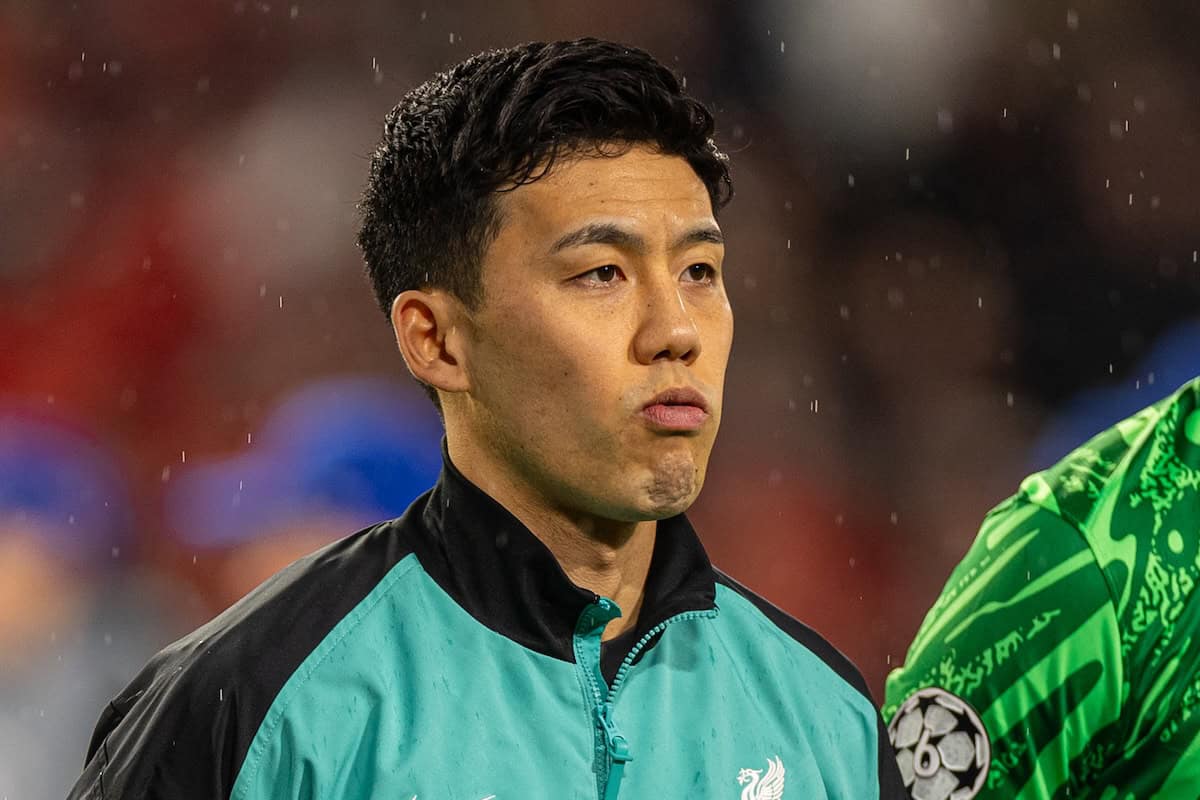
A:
[643, 448, 702, 516]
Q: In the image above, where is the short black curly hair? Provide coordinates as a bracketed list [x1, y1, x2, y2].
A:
[357, 38, 732, 319]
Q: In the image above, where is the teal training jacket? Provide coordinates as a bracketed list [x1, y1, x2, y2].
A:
[69, 455, 905, 799]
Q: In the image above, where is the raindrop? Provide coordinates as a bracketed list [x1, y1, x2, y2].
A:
[1066, 9, 1079, 29]
[1006, 392, 1015, 407]
[289, 4, 299, 19]
[847, 173, 855, 187]
[161, 466, 171, 482]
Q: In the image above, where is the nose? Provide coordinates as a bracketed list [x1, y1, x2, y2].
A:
[631, 275, 701, 365]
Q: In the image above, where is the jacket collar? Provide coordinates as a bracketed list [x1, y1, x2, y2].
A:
[407, 449, 717, 662]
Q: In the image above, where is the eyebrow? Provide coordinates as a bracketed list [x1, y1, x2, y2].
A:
[549, 222, 724, 255]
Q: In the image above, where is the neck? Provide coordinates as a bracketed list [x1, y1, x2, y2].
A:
[447, 434, 656, 640]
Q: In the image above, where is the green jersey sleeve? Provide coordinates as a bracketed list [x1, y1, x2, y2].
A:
[885, 379, 1200, 800]
[883, 492, 1123, 799]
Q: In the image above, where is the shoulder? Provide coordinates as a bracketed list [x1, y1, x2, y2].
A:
[882, 380, 1200, 796]
[711, 572, 909, 798]
[1016, 378, 1200, 638]
[69, 513, 424, 800]
[712, 569, 873, 704]
[1028, 377, 1200, 535]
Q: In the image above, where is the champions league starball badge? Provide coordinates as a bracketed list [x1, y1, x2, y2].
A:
[889, 687, 990, 800]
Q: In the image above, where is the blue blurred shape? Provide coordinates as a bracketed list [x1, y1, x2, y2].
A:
[1029, 317, 1200, 469]
[0, 410, 132, 565]
[167, 376, 443, 548]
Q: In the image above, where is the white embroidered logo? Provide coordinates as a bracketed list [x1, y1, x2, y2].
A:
[737, 755, 785, 800]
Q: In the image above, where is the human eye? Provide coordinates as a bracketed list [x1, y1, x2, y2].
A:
[572, 264, 624, 286]
[681, 262, 718, 284]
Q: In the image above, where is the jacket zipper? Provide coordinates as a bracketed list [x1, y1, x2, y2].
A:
[574, 598, 718, 800]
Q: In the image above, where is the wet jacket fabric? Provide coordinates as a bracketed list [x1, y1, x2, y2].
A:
[69, 455, 906, 799]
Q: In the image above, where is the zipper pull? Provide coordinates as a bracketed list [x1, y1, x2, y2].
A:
[598, 702, 631, 761]
[597, 701, 631, 800]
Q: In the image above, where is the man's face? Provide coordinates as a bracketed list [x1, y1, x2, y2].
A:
[456, 145, 733, 522]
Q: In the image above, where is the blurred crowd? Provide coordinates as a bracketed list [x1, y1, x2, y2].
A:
[3, 2, 1200, 796]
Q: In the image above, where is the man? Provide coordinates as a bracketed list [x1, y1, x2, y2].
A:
[884, 377, 1200, 799]
[69, 39, 905, 799]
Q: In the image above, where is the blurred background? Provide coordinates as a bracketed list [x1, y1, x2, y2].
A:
[4, 2, 1200, 795]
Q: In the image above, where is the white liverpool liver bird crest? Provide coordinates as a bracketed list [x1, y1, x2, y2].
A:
[737, 755, 785, 800]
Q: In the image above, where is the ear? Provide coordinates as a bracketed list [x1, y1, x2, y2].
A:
[390, 289, 471, 395]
